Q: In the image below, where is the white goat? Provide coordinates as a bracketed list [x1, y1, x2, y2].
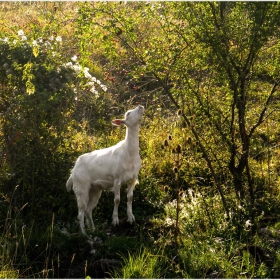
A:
[66, 105, 144, 235]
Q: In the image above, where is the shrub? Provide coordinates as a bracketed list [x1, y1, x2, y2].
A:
[0, 29, 109, 222]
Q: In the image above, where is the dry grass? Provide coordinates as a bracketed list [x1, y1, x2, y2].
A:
[0, 2, 77, 36]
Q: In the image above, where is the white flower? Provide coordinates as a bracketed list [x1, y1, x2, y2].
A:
[90, 76, 97, 82]
[165, 217, 175, 226]
[101, 85, 107, 92]
[32, 40, 37, 46]
[71, 55, 77, 62]
[18, 30, 24, 36]
[65, 62, 73, 68]
[83, 68, 94, 79]
[56, 36, 62, 42]
[44, 41, 51, 48]
[84, 71, 92, 79]
[90, 87, 98, 96]
[49, 36, 54, 41]
[72, 64, 81, 73]
[21, 36, 27, 41]
[245, 220, 252, 228]
[188, 188, 194, 198]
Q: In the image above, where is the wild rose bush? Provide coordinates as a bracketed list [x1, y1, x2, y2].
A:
[0, 30, 107, 98]
[0, 30, 108, 220]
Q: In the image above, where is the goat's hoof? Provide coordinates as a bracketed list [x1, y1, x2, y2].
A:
[112, 218, 119, 226]
[127, 214, 135, 224]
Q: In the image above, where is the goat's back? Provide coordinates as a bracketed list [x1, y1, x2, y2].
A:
[71, 142, 141, 190]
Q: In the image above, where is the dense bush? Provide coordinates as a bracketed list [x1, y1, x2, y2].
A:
[0, 28, 110, 221]
[1, 2, 280, 278]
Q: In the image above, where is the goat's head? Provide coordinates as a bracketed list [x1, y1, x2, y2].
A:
[112, 105, 144, 127]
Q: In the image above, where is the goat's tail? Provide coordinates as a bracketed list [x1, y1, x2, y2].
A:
[66, 175, 73, 192]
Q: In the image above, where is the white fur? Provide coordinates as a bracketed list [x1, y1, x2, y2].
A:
[66, 105, 144, 235]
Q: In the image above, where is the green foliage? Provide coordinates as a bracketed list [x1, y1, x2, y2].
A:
[91, 1, 280, 227]
[1, 2, 280, 279]
[110, 246, 164, 279]
[178, 237, 272, 278]
[0, 267, 19, 278]
[0, 23, 110, 224]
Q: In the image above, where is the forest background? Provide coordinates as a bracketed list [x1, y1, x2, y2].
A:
[1, 1, 280, 278]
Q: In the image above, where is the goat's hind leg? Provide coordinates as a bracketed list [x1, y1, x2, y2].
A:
[85, 188, 102, 232]
[77, 202, 87, 235]
[76, 189, 90, 235]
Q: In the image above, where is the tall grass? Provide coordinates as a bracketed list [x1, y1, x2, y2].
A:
[0, 187, 57, 278]
[1, 186, 25, 278]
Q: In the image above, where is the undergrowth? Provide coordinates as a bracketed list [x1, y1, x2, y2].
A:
[1, 189, 280, 278]
[1, 2, 280, 279]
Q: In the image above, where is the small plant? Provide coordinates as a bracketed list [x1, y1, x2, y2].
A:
[0, 267, 19, 278]
[110, 246, 165, 279]
[161, 133, 184, 248]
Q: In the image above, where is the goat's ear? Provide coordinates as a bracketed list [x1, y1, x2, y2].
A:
[112, 119, 125, 126]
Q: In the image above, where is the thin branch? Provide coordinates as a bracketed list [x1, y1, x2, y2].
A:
[249, 82, 278, 137]
[152, 71, 229, 217]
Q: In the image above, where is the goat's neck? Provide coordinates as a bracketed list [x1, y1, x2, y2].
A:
[124, 125, 140, 155]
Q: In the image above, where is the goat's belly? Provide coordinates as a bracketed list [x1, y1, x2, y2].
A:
[91, 173, 137, 189]
[92, 178, 114, 189]
[121, 170, 139, 185]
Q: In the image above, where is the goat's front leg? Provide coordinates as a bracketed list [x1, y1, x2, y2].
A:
[127, 181, 136, 224]
[112, 182, 121, 226]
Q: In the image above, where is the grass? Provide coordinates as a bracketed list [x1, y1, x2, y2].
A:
[0, 266, 19, 278]
[1, 2, 280, 279]
[109, 246, 166, 279]
[1, 188, 280, 278]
